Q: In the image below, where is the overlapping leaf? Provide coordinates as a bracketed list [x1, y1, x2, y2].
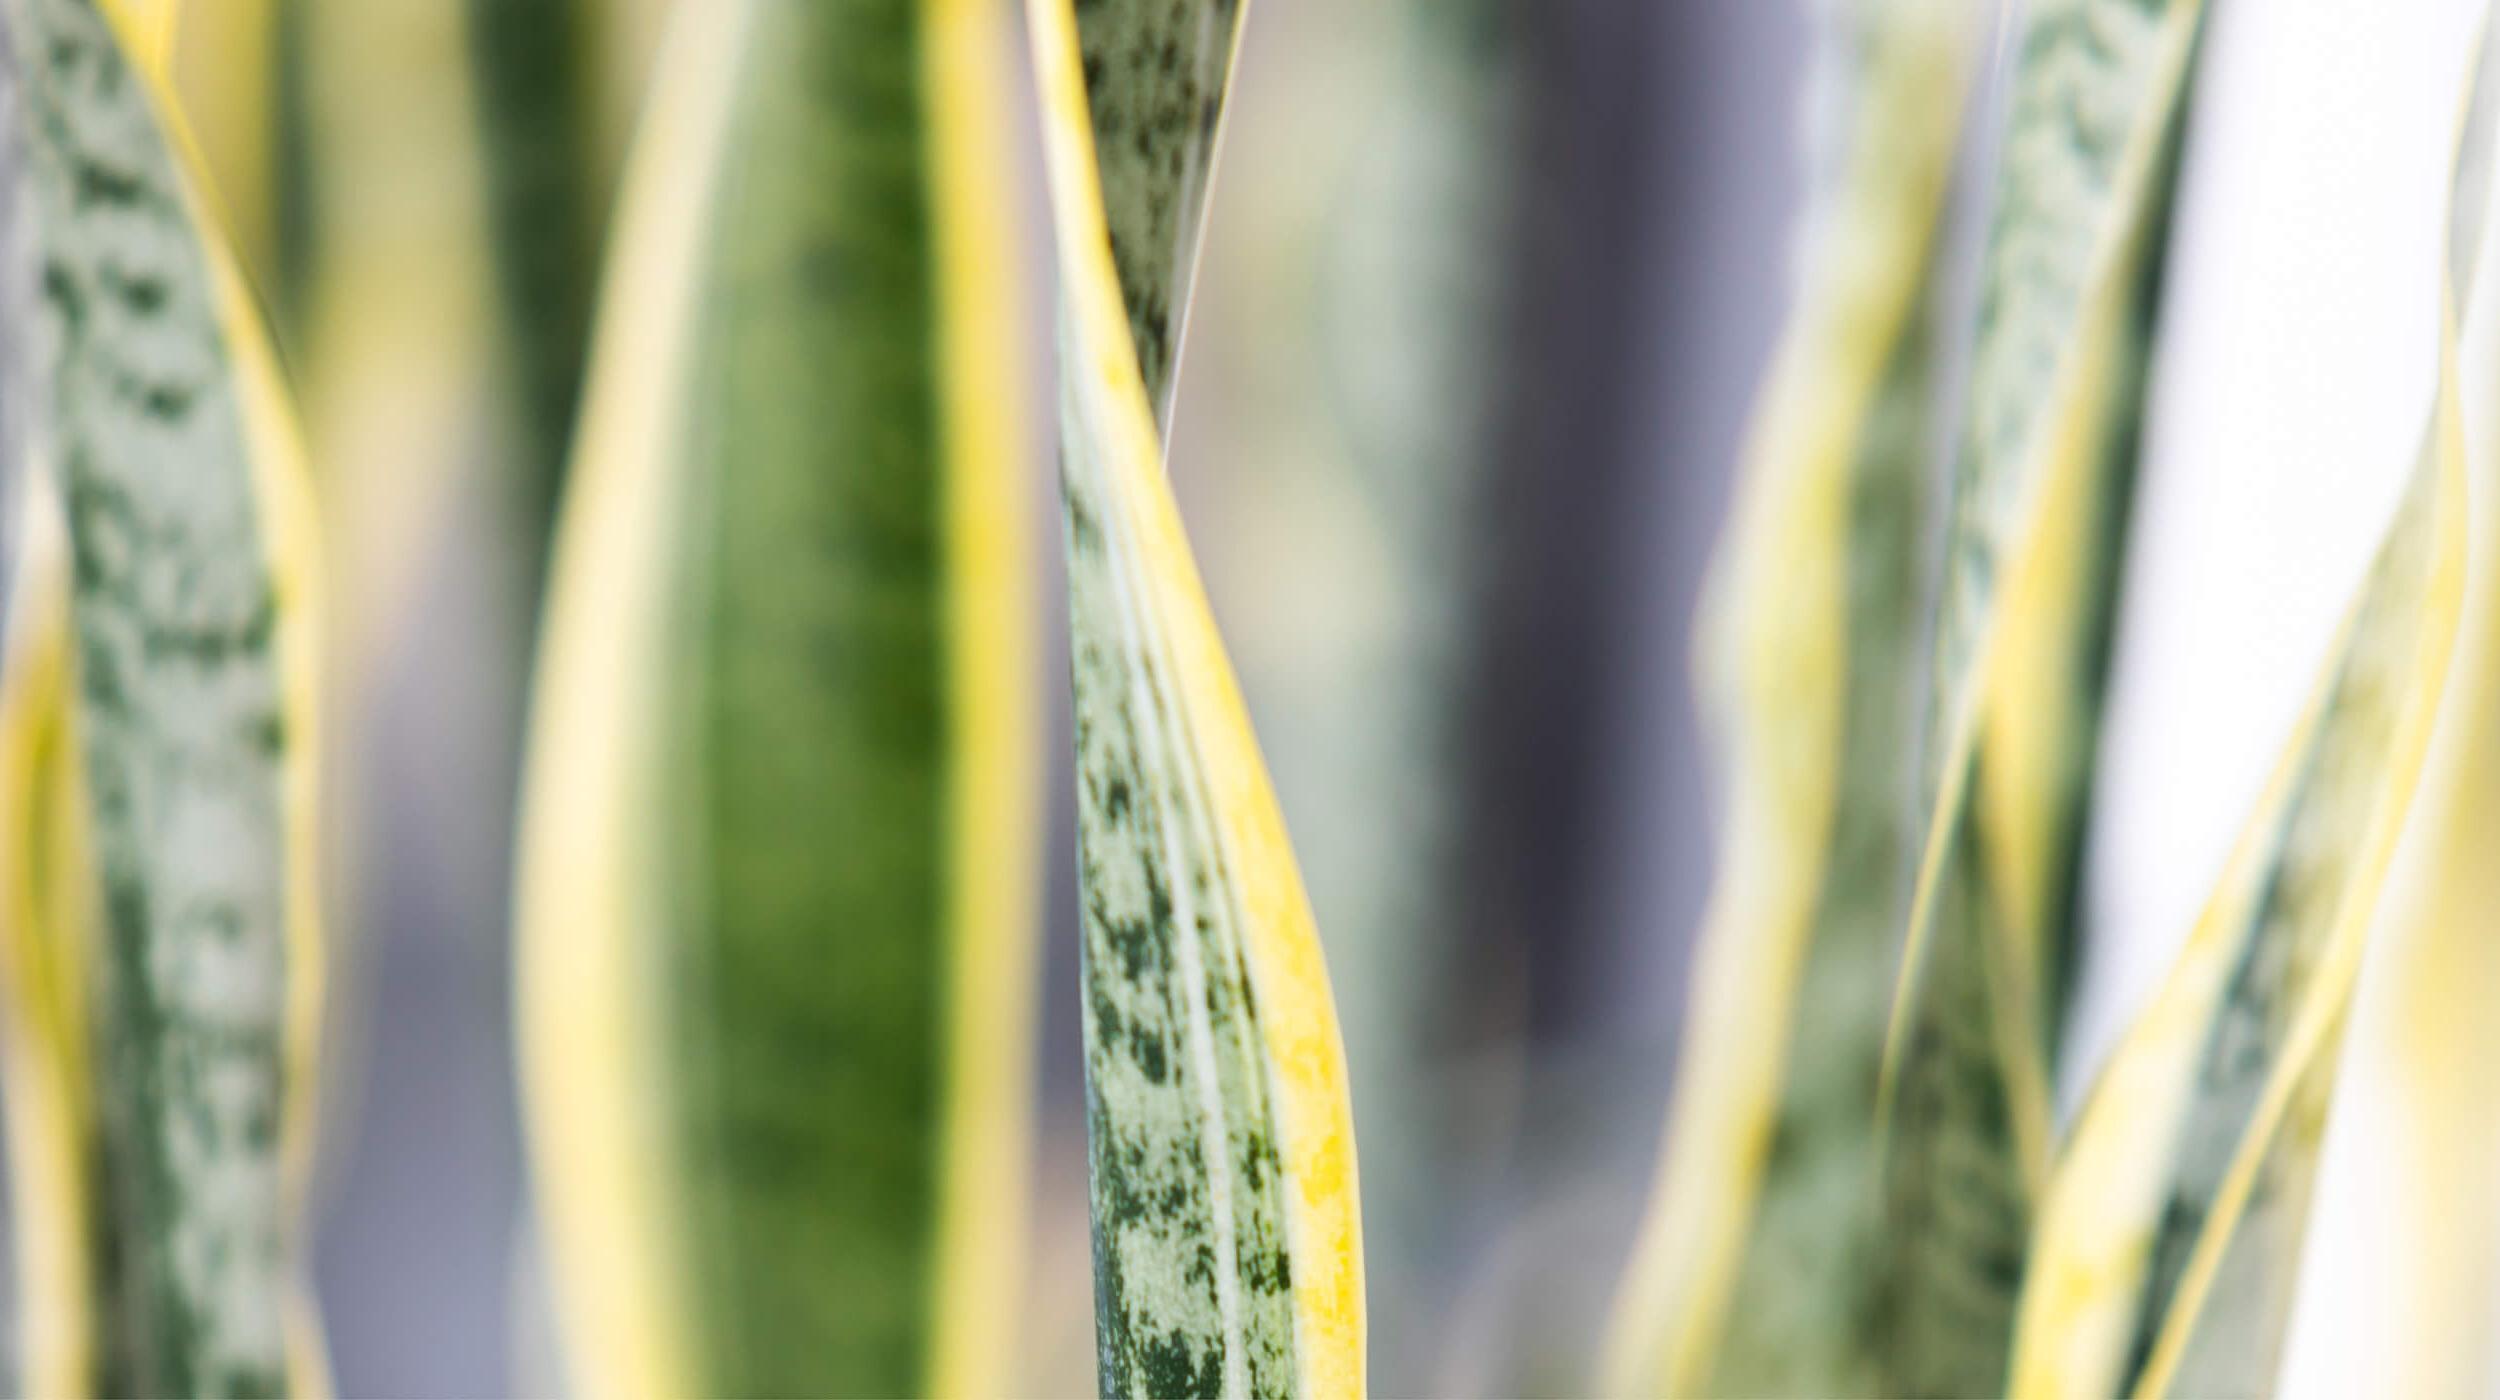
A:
[2228, 17, 2500, 1396]
[1875, 2, 2207, 1393]
[513, 1, 1039, 1394]
[1598, 2, 1985, 1394]
[1025, 0, 1365, 1393]
[2006, 41, 2499, 1389]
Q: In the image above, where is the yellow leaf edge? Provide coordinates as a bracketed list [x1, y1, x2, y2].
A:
[1024, 0, 1367, 1391]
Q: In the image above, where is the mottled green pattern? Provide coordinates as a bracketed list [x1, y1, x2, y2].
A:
[2108, 52, 2500, 1371]
[1062, 1, 1317, 1394]
[1883, 237, 2164, 1400]
[1064, 386, 1299, 1400]
[645, 4, 956, 1393]
[1706, 253, 1944, 1400]
[0, 0, 300, 1393]
[1933, 0, 2175, 713]
[2119, 481, 2436, 1395]
[1075, 0, 1241, 418]
[1882, 2, 2199, 1394]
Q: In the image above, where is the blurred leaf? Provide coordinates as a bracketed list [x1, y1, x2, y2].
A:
[1025, 0, 1366, 1393]
[1599, 3, 1986, 1395]
[2011, 441, 2460, 1399]
[513, 0, 1039, 1394]
[1875, 2, 2205, 1393]
[2009, 44, 2500, 1390]
[2210, 21, 2500, 1398]
[0, 479, 103, 1400]
[461, 0, 604, 576]
[0, 0, 327, 1392]
[269, 0, 501, 666]
[165, 0, 280, 296]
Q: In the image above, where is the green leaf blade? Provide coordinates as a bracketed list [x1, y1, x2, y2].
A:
[2011, 27, 2500, 1395]
[1600, 3, 1986, 1395]
[0, 0, 326, 1392]
[1029, 0, 1367, 1392]
[1877, 1, 2207, 1394]
[516, 2, 1040, 1394]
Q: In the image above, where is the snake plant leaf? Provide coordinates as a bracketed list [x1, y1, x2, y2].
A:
[1026, 0, 1365, 1394]
[0, 0, 327, 1392]
[0, 476, 105, 1400]
[162, 0, 280, 296]
[1598, 3, 1985, 1396]
[2008, 35, 2500, 1393]
[1875, 2, 2205, 1393]
[2358, 37, 2500, 1397]
[513, 0, 1038, 1395]
[95, 0, 169, 68]
[1068, 0, 1238, 425]
[461, 0, 603, 578]
[2009, 469, 2456, 1400]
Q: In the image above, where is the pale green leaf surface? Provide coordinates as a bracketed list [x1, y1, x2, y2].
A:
[0, 0, 325, 1392]
[2009, 25, 2500, 1399]
[1877, 2, 2206, 1394]
[1028, 0, 1365, 1394]
[1598, 3, 1985, 1395]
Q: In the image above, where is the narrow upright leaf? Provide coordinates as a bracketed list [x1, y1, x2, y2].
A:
[2008, 37, 2500, 1393]
[0, 0, 327, 1392]
[513, 0, 1039, 1395]
[462, 0, 605, 576]
[1025, 0, 1366, 1394]
[1599, 3, 1985, 1395]
[1877, 3, 2205, 1393]
[2195, 20, 2500, 1396]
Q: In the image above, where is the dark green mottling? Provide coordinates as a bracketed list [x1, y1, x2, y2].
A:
[0, 0, 301, 1393]
[2117, 51, 2500, 1366]
[1702, 237, 1945, 1400]
[643, 3, 956, 1394]
[1060, 1, 1311, 1394]
[1063, 394, 1300, 1400]
[1877, 806, 2046, 1399]
[1074, 0, 1241, 421]
[1882, 2, 2199, 1394]
[2110, 381, 2444, 1398]
[1884, 223, 2168, 1400]
[1933, 0, 2179, 712]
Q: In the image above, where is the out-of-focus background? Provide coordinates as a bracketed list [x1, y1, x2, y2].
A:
[266, 4, 1809, 1394]
[0, 0, 2478, 1394]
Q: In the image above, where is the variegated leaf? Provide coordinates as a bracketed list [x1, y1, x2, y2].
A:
[1877, 2, 2206, 1393]
[1598, 2, 1986, 1395]
[513, 1, 1039, 1395]
[2216, 15, 2500, 1396]
[2006, 39, 2500, 1384]
[0, 0, 326, 1391]
[1025, 0, 1366, 1394]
